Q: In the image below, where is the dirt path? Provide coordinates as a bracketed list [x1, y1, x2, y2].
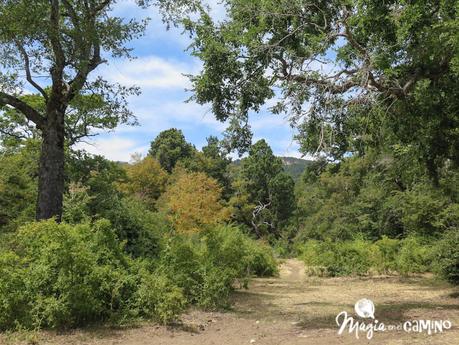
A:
[3, 259, 459, 345]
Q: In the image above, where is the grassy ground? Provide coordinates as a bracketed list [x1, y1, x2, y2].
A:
[2, 259, 458, 345]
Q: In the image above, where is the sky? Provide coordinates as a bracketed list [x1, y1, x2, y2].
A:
[76, 0, 303, 162]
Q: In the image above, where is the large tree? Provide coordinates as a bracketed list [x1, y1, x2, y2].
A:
[0, 0, 193, 220]
[149, 128, 195, 172]
[237, 139, 295, 237]
[185, 0, 459, 183]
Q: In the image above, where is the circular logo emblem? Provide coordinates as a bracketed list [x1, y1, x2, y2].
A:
[354, 298, 375, 319]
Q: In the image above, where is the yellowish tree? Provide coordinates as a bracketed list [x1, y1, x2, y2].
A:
[120, 156, 168, 209]
[160, 170, 231, 233]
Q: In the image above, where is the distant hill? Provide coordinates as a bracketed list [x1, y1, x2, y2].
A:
[280, 157, 312, 180]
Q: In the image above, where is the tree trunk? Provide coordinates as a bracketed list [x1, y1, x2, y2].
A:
[36, 107, 65, 221]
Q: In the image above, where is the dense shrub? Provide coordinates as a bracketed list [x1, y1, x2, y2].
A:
[0, 220, 277, 331]
[245, 239, 278, 277]
[396, 236, 433, 275]
[63, 188, 166, 259]
[295, 153, 459, 243]
[299, 239, 373, 276]
[203, 225, 277, 278]
[0, 142, 38, 232]
[133, 267, 186, 324]
[0, 220, 137, 330]
[0, 220, 198, 330]
[157, 225, 277, 309]
[374, 236, 400, 273]
[434, 230, 459, 284]
[104, 198, 167, 258]
[299, 236, 434, 277]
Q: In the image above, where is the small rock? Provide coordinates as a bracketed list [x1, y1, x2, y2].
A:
[255, 320, 260, 324]
[250, 339, 256, 344]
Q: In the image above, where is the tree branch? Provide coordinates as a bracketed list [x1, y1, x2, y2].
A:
[0, 92, 46, 129]
[14, 40, 49, 101]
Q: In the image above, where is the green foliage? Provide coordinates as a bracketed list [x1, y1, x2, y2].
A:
[389, 184, 448, 236]
[134, 268, 186, 324]
[299, 236, 434, 277]
[149, 128, 195, 173]
[186, 0, 459, 180]
[65, 152, 165, 258]
[396, 237, 433, 275]
[244, 238, 278, 277]
[241, 140, 283, 204]
[268, 172, 295, 228]
[373, 236, 400, 274]
[62, 183, 92, 224]
[0, 220, 137, 330]
[233, 140, 296, 238]
[0, 141, 39, 232]
[203, 225, 278, 279]
[433, 230, 459, 284]
[0, 0, 147, 142]
[0, 220, 276, 331]
[299, 239, 374, 277]
[106, 198, 166, 258]
[181, 136, 233, 198]
[295, 153, 459, 242]
[157, 225, 277, 309]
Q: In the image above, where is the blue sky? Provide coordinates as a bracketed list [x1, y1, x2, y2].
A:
[76, 0, 303, 161]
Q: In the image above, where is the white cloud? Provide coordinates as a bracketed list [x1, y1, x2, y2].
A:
[75, 137, 147, 162]
[101, 56, 199, 89]
[113, 99, 227, 135]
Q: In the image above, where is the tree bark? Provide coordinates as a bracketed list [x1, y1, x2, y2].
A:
[36, 106, 66, 221]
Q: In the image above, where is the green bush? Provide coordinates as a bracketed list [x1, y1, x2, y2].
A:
[157, 237, 204, 303]
[374, 236, 400, 273]
[0, 220, 137, 330]
[203, 225, 278, 278]
[245, 239, 278, 277]
[196, 265, 234, 309]
[434, 230, 459, 284]
[338, 239, 375, 276]
[156, 225, 277, 310]
[0, 143, 38, 232]
[300, 239, 374, 276]
[299, 236, 434, 277]
[105, 198, 167, 258]
[63, 190, 166, 259]
[0, 221, 277, 331]
[134, 268, 186, 324]
[396, 236, 433, 275]
[0, 220, 186, 330]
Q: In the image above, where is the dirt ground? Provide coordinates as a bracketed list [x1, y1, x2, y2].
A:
[2, 259, 459, 345]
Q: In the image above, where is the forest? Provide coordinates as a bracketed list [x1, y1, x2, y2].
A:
[0, 0, 458, 343]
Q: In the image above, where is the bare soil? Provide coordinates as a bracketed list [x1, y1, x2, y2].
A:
[2, 259, 459, 345]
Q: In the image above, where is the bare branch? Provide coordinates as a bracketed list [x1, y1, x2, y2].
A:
[14, 40, 48, 101]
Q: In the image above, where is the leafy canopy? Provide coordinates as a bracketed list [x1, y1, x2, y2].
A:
[149, 128, 195, 173]
[185, 0, 459, 181]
